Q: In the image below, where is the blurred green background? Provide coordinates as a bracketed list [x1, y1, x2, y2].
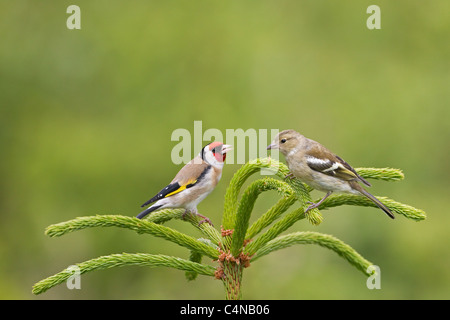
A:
[1, 1, 449, 299]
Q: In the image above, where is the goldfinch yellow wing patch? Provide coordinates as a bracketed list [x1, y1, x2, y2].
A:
[165, 179, 197, 197]
[141, 180, 194, 207]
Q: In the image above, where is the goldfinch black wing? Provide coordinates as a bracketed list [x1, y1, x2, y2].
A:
[140, 182, 184, 207]
[140, 159, 211, 208]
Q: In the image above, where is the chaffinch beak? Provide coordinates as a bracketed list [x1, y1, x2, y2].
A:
[267, 143, 278, 150]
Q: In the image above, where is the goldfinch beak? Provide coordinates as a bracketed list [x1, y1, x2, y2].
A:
[267, 143, 278, 150]
[221, 144, 233, 154]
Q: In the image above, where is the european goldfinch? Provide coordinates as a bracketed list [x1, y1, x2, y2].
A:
[137, 142, 232, 225]
[267, 130, 395, 219]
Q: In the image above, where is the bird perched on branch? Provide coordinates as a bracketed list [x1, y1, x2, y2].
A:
[267, 130, 394, 219]
[137, 142, 233, 225]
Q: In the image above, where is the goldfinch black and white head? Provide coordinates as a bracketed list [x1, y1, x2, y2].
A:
[137, 141, 232, 225]
[201, 141, 232, 168]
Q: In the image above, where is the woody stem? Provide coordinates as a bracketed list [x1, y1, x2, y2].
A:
[221, 260, 243, 300]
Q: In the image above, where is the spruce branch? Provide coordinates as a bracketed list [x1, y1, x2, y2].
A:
[230, 177, 295, 257]
[139, 208, 222, 244]
[32, 158, 426, 299]
[185, 238, 219, 281]
[32, 253, 216, 295]
[266, 159, 323, 225]
[222, 158, 321, 235]
[318, 194, 426, 221]
[252, 232, 373, 276]
[246, 195, 297, 240]
[244, 178, 425, 256]
[282, 170, 323, 225]
[221, 260, 244, 300]
[355, 167, 404, 182]
[185, 250, 203, 281]
[244, 207, 305, 256]
[45, 215, 219, 259]
[222, 158, 275, 230]
[142, 208, 185, 224]
[181, 213, 223, 245]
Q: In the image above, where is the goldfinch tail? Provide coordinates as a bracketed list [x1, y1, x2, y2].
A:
[136, 204, 163, 219]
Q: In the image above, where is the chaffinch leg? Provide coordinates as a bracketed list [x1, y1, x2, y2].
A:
[305, 191, 332, 213]
[284, 172, 295, 180]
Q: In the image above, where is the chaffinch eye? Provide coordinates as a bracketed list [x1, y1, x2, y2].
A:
[281, 138, 287, 143]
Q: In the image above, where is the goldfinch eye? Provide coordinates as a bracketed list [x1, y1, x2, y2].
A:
[212, 148, 216, 153]
[281, 139, 287, 143]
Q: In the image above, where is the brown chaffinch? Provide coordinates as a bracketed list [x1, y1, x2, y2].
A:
[267, 130, 395, 219]
[137, 142, 233, 225]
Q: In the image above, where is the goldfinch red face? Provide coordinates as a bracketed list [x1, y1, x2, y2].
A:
[203, 142, 232, 167]
[267, 130, 302, 156]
